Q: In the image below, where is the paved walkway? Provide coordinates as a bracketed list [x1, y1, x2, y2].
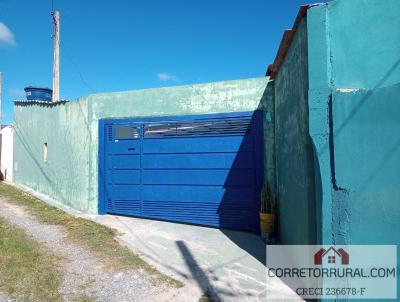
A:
[10, 183, 302, 301]
[92, 214, 302, 302]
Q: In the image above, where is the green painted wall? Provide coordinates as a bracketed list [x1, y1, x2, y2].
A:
[14, 77, 271, 214]
[257, 81, 276, 191]
[273, 17, 316, 245]
[13, 100, 91, 212]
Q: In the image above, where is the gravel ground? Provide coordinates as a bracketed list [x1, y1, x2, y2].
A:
[0, 198, 180, 302]
[0, 293, 14, 302]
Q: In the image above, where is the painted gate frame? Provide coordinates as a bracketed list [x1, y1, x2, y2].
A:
[98, 110, 264, 231]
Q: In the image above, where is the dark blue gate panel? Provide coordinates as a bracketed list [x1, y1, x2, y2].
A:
[107, 185, 140, 200]
[99, 111, 263, 232]
[107, 141, 141, 154]
[142, 169, 254, 186]
[109, 170, 140, 184]
[107, 155, 140, 169]
[142, 186, 254, 202]
[142, 152, 253, 169]
[142, 135, 254, 153]
[112, 200, 141, 215]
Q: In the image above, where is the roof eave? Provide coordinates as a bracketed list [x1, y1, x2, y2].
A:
[266, 5, 310, 79]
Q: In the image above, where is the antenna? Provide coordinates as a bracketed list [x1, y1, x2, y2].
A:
[51, 11, 60, 102]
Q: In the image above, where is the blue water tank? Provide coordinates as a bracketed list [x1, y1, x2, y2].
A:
[24, 86, 53, 101]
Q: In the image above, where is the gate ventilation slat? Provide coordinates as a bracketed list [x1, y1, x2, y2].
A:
[107, 126, 113, 141]
[144, 118, 252, 138]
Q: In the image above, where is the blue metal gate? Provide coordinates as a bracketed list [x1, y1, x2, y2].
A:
[99, 111, 263, 232]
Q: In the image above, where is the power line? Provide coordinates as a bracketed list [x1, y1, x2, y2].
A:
[50, 2, 95, 94]
[59, 39, 95, 93]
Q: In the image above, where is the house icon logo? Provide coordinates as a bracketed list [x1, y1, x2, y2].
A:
[314, 246, 349, 265]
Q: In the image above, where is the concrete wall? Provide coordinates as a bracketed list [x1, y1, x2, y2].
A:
[332, 85, 400, 245]
[257, 81, 275, 191]
[13, 77, 271, 214]
[308, 0, 400, 247]
[13, 101, 91, 212]
[328, 0, 400, 90]
[273, 17, 316, 245]
[1, 125, 14, 181]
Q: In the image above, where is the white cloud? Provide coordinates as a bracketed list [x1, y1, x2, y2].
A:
[8, 88, 25, 98]
[0, 22, 16, 46]
[157, 72, 179, 82]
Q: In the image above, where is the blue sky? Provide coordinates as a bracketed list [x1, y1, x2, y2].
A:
[0, 0, 308, 124]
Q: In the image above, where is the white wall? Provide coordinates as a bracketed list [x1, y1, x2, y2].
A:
[1, 125, 13, 181]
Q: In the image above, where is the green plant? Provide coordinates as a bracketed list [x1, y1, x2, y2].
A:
[0, 217, 62, 301]
[261, 183, 276, 214]
[198, 291, 215, 302]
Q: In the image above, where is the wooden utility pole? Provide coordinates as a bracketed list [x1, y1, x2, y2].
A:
[52, 11, 60, 102]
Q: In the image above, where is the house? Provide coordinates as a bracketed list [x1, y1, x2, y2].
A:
[12, 0, 400, 247]
[13, 78, 273, 233]
[0, 125, 13, 181]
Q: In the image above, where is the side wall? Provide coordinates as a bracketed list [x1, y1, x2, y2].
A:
[274, 17, 316, 245]
[13, 101, 91, 212]
[308, 0, 400, 247]
[13, 77, 272, 214]
[258, 81, 276, 191]
[332, 85, 400, 245]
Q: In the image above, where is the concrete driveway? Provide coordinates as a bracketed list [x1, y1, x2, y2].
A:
[14, 183, 301, 301]
[91, 215, 301, 302]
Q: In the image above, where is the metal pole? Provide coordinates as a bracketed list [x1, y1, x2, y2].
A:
[52, 11, 60, 102]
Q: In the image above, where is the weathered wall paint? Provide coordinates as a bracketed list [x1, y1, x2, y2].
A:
[307, 3, 334, 246]
[13, 77, 271, 214]
[307, 0, 400, 252]
[274, 17, 316, 245]
[257, 81, 276, 191]
[13, 101, 91, 212]
[332, 84, 400, 245]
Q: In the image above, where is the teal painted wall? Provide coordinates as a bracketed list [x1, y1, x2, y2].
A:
[13, 77, 271, 214]
[258, 81, 276, 192]
[332, 84, 400, 245]
[307, 3, 334, 246]
[273, 17, 316, 245]
[13, 100, 91, 212]
[328, 0, 400, 89]
[308, 0, 400, 250]
[307, 1, 400, 299]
